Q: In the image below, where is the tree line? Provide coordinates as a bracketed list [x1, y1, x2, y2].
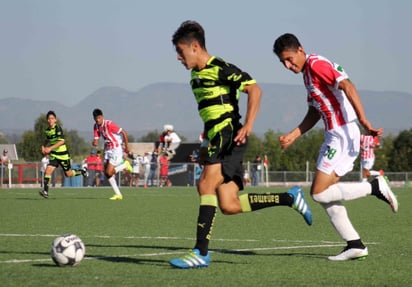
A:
[2, 114, 411, 172]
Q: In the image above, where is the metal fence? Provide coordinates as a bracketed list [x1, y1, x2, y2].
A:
[1, 162, 411, 188]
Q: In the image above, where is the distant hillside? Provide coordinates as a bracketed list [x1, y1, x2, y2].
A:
[0, 83, 411, 141]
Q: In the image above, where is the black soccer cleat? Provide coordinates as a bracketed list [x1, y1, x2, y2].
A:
[39, 190, 49, 199]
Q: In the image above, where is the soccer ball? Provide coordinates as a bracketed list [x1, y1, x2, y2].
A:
[51, 234, 86, 267]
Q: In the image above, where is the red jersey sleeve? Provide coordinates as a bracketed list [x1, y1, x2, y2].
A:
[310, 60, 341, 87]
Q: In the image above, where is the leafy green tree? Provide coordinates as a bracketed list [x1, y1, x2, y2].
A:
[389, 129, 412, 171]
[261, 130, 282, 170]
[17, 131, 40, 161]
[128, 134, 136, 143]
[244, 133, 265, 162]
[373, 134, 394, 172]
[137, 129, 187, 143]
[17, 114, 50, 161]
[0, 132, 8, 144]
[138, 130, 161, 142]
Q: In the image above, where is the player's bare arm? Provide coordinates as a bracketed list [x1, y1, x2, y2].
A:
[279, 106, 320, 150]
[339, 79, 383, 137]
[121, 130, 129, 153]
[234, 83, 262, 145]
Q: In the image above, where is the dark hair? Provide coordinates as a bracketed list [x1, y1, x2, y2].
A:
[46, 110, 56, 119]
[92, 108, 103, 117]
[273, 33, 301, 56]
[172, 20, 206, 48]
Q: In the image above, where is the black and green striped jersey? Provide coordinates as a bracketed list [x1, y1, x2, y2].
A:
[44, 124, 70, 159]
[190, 56, 256, 141]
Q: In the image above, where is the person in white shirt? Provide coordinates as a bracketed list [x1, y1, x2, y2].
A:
[130, 154, 142, 187]
[163, 125, 181, 155]
[142, 152, 151, 188]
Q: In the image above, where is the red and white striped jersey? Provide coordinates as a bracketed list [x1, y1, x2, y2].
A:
[360, 134, 379, 160]
[303, 54, 357, 130]
[93, 119, 123, 150]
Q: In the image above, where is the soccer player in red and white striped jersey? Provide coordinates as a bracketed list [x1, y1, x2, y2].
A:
[92, 108, 132, 200]
[274, 33, 398, 261]
[360, 134, 383, 181]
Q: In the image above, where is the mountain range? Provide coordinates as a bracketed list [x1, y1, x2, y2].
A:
[0, 83, 410, 141]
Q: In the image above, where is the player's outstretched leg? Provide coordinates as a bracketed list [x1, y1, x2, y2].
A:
[287, 186, 313, 226]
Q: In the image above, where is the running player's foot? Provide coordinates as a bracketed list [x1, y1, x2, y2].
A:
[287, 186, 313, 226]
[169, 249, 210, 269]
[124, 160, 133, 173]
[109, 194, 123, 200]
[81, 168, 89, 177]
[328, 247, 368, 261]
[372, 176, 398, 213]
[39, 190, 49, 199]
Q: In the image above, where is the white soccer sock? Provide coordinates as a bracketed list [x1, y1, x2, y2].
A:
[370, 170, 380, 176]
[312, 182, 371, 203]
[108, 176, 122, 196]
[115, 163, 127, 173]
[321, 202, 360, 241]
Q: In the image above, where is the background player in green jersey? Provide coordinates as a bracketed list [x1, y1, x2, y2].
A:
[39, 111, 87, 198]
[169, 20, 313, 269]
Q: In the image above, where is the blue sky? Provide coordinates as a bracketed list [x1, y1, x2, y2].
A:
[1, 0, 410, 106]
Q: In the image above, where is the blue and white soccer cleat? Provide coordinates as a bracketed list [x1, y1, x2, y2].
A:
[169, 249, 210, 269]
[287, 186, 313, 226]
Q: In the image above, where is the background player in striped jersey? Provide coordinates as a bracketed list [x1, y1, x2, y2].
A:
[360, 134, 383, 181]
[273, 33, 398, 261]
[169, 20, 313, 269]
[92, 108, 132, 200]
[39, 111, 87, 198]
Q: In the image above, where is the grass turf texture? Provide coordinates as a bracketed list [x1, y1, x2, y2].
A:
[0, 186, 411, 287]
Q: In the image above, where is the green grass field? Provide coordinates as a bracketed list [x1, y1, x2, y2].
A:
[0, 185, 411, 287]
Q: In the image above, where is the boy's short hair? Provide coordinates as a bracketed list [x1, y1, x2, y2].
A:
[46, 110, 56, 119]
[93, 108, 103, 117]
[172, 20, 206, 48]
[273, 33, 302, 56]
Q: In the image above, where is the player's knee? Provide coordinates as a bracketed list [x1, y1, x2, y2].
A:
[311, 192, 330, 204]
[219, 202, 241, 215]
[219, 206, 238, 215]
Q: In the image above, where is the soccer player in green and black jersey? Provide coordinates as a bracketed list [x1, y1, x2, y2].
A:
[169, 20, 313, 269]
[39, 111, 87, 198]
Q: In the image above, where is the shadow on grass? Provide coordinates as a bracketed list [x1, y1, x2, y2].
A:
[89, 255, 166, 266]
[83, 243, 328, 267]
[215, 249, 327, 259]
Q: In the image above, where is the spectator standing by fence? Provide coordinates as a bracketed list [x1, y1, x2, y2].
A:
[142, 152, 151, 188]
[159, 153, 169, 187]
[148, 152, 158, 187]
[85, 150, 98, 187]
[252, 155, 261, 186]
[95, 150, 104, 187]
[1, 149, 10, 186]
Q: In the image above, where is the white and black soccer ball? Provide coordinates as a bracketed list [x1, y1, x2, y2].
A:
[51, 234, 86, 267]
